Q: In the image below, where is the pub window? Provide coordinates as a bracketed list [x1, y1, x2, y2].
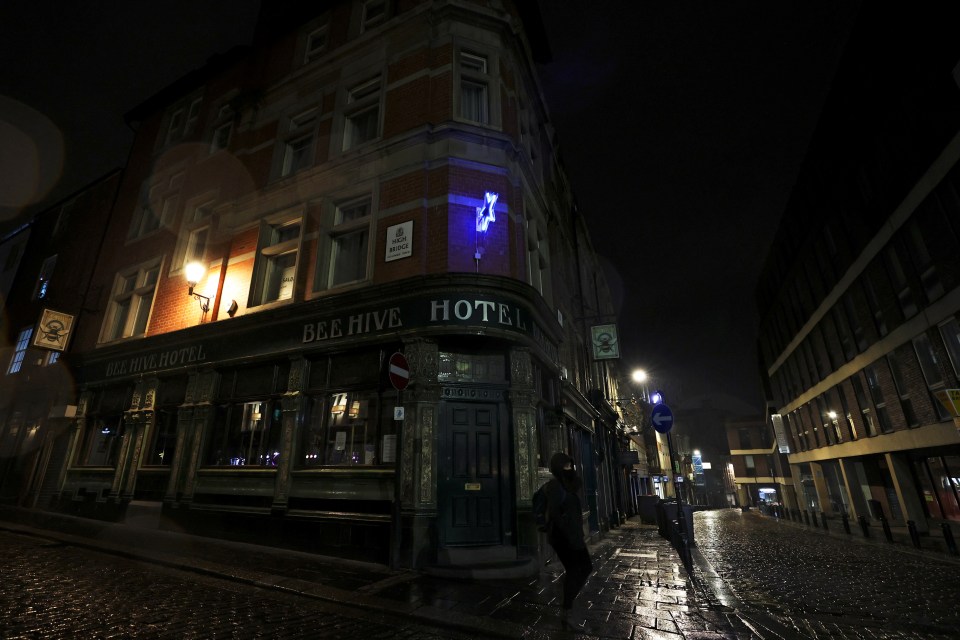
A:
[146, 377, 187, 466]
[77, 386, 131, 467]
[299, 351, 397, 468]
[204, 363, 288, 467]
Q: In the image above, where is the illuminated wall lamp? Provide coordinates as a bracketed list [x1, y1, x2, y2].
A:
[184, 261, 211, 312]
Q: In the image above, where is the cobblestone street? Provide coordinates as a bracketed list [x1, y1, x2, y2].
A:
[694, 509, 960, 639]
[0, 530, 489, 640]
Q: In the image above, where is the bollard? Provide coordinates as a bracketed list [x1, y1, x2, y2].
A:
[803, 510, 810, 526]
[879, 514, 893, 542]
[842, 513, 851, 535]
[907, 520, 921, 549]
[858, 514, 870, 538]
[943, 522, 959, 556]
[811, 510, 819, 528]
[821, 511, 829, 532]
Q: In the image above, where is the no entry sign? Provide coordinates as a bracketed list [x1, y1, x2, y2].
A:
[388, 352, 410, 390]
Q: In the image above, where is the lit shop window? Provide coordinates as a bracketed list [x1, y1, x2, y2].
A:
[206, 400, 283, 467]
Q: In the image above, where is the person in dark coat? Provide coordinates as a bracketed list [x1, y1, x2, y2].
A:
[543, 451, 593, 625]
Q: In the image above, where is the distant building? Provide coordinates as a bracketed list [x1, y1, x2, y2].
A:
[756, 4, 960, 530]
[0, 0, 636, 572]
[724, 416, 793, 510]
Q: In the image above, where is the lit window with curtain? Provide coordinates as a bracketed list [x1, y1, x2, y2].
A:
[252, 218, 301, 305]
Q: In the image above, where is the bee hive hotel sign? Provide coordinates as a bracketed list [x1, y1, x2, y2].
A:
[97, 295, 547, 379]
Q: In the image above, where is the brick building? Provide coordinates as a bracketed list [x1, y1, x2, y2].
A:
[756, 4, 960, 531]
[0, 0, 638, 572]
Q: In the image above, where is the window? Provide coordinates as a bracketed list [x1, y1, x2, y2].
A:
[146, 377, 187, 466]
[281, 109, 318, 176]
[100, 261, 160, 342]
[913, 333, 951, 421]
[304, 25, 328, 63]
[33, 254, 57, 300]
[861, 275, 888, 338]
[77, 386, 130, 467]
[864, 365, 893, 433]
[323, 198, 372, 288]
[211, 121, 232, 153]
[850, 374, 878, 437]
[130, 175, 181, 239]
[939, 318, 960, 379]
[361, 0, 387, 31]
[887, 351, 918, 427]
[252, 218, 301, 305]
[831, 305, 856, 362]
[459, 52, 489, 124]
[343, 77, 381, 150]
[165, 108, 184, 145]
[205, 363, 288, 467]
[904, 218, 944, 303]
[54, 199, 75, 236]
[525, 208, 551, 301]
[184, 97, 203, 136]
[738, 428, 753, 449]
[6, 327, 32, 374]
[885, 244, 918, 319]
[300, 388, 396, 467]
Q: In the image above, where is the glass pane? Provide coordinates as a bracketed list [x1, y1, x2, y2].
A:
[265, 252, 297, 301]
[109, 298, 131, 340]
[461, 81, 488, 123]
[132, 292, 153, 336]
[939, 319, 960, 378]
[331, 229, 368, 286]
[913, 334, 944, 386]
[324, 390, 379, 465]
[336, 201, 370, 225]
[345, 107, 378, 148]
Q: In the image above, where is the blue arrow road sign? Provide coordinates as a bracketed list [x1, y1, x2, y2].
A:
[651, 404, 674, 434]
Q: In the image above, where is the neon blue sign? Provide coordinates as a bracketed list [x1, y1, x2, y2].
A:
[476, 191, 498, 233]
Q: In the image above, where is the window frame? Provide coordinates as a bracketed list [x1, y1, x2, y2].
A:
[280, 109, 319, 177]
[341, 76, 382, 152]
[455, 47, 500, 129]
[6, 326, 32, 374]
[315, 196, 374, 291]
[250, 213, 303, 307]
[99, 258, 162, 344]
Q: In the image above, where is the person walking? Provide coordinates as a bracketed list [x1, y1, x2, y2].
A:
[543, 451, 593, 626]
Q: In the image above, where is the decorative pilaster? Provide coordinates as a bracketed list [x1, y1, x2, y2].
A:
[170, 370, 219, 504]
[404, 339, 440, 508]
[273, 358, 305, 511]
[509, 347, 538, 504]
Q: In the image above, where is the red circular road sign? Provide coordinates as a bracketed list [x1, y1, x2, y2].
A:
[388, 352, 410, 390]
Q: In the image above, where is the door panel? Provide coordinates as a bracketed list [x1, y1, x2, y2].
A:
[440, 402, 501, 545]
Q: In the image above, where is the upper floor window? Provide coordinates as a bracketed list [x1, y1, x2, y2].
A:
[884, 244, 918, 319]
[887, 350, 918, 427]
[904, 217, 944, 303]
[176, 197, 215, 271]
[281, 109, 319, 177]
[6, 327, 32, 374]
[210, 105, 234, 154]
[940, 318, 960, 379]
[53, 199, 75, 236]
[525, 206, 551, 303]
[912, 332, 951, 422]
[130, 174, 181, 240]
[163, 96, 202, 146]
[251, 217, 301, 306]
[319, 198, 372, 289]
[304, 25, 328, 63]
[361, 0, 388, 32]
[33, 254, 57, 300]
[342, 77, 381, 151]
[100, 260, 160, 343]
[459, 52, 489, 124]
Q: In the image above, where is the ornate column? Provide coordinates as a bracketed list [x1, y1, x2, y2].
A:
[404, 339, 440, 508]
[509, 347, 538, 505]
[118, 377, 159, 500]
[273, 358, 305, 513]
[167, 370, 217, 505]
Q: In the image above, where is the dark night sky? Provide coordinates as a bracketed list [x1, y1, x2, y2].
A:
[1, 2, 859, 419]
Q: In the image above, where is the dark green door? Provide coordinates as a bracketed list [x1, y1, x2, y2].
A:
[440, 402, 501, 546]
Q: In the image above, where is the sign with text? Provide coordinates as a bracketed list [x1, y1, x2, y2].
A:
[934, 389, 960, 418]
[385, 221, 413, 262]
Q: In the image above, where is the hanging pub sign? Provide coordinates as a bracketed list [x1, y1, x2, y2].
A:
[32, 308, 75, 352]
[590, 323, 620, 360]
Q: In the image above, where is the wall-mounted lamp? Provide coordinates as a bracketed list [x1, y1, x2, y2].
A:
[185, 261, 211, 312]
[227, 300, 239, 317]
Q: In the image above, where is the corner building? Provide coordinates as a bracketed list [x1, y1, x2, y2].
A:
[45, 0, 627, 570]
[756, 5, 960, 533]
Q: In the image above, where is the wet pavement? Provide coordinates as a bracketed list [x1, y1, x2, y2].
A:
[693, 509, 960, 639]
[0, 505, 748, 639]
